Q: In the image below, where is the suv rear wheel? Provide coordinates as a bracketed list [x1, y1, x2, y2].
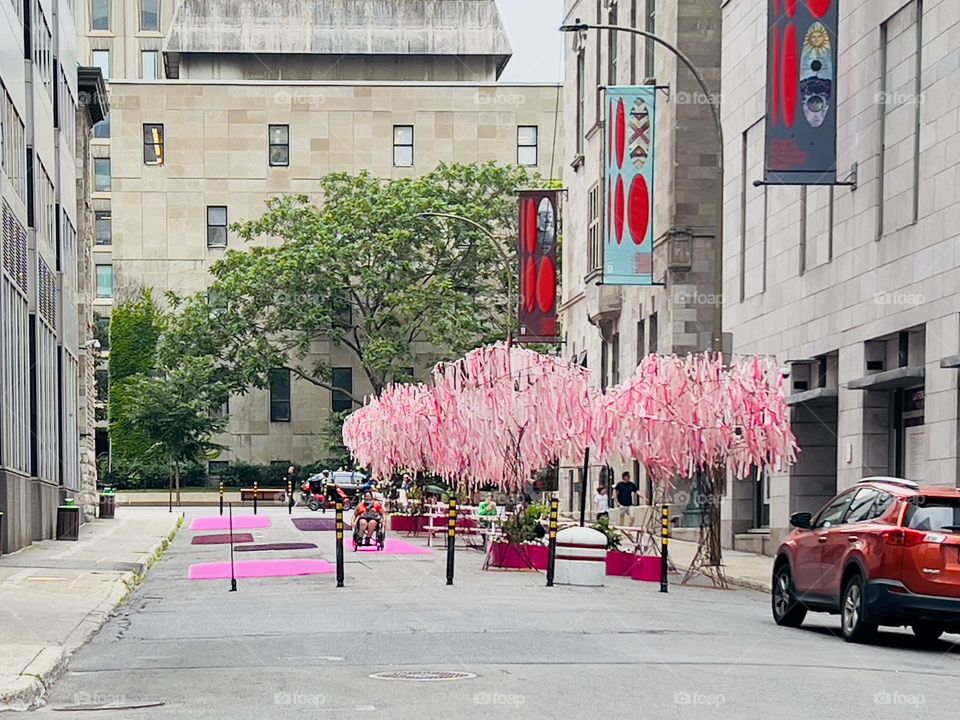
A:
[772, 564, 807, 627]
[911, 622, 944, 644]
[841, 573, 877, 643]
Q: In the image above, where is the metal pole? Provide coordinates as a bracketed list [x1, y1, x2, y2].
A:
[335, 502, 345, 588]
[253, 481, 258, 515]
[578, 447, 590, 527]
[219, 481, 224, 516]
[446, 497, 457, 586]
[287, 479, 293, 515]
[660, 505, 670, 593]
[228, 503, 237, 592]
[546, 496, 559, 586]
[418, 212, 514, 340]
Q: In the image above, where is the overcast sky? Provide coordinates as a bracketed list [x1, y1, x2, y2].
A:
[495, 0, 564, 82]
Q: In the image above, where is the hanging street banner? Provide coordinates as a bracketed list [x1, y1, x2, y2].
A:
[604, 86, 656, 285]
[517, 189, 560, 343]
[764, 0, 839, 184]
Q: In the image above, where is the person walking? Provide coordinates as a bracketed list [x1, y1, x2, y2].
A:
[593, 485, 609, 521]
[614, 471, 640, 527]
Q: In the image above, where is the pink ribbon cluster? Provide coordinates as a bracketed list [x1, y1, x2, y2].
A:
[342, 344, 798, 491]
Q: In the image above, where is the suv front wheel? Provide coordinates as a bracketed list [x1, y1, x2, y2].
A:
[772, 564, 807, 627]
[840, 573, 877, 643]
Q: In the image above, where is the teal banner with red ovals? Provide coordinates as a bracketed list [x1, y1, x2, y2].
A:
[604, 86, 656, 286]
[517, 189, 560, 343]
[765, 0, 839, 184]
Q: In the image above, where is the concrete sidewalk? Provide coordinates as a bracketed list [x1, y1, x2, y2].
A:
[0, 508, 180, 711]
[668, 538, 773, 593]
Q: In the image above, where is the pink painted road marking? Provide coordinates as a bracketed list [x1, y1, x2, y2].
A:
[188, 559, 335, 580]
[189, 515, 272, 531]
[354, 538, 432, 556]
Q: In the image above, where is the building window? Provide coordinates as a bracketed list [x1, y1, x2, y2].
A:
[393, 125, 414, 167]
[649, 312, 658, 353]
[95, 315, 111, 349]
[608, 5, 619, 85]
[93, 114, 110, 139]
[95, 369, 109, 402]
[95, 264, 113, 298]
[92, 49, 110, 79]
[143, 124, 164, 165]
[91, 0, 109, 30]
[269, 368, 291, 422]
[644, 0, 657, 79]
[207, 206, 227, 247]
[517, 126, 538, 167]
[94, 157, 110, 192]
[141, 0, 160, 31]
[141, 50, 160, 79]
[587, 182, 601, 271]
[576, 50, 586, 155]
[208, 461, 229, 476]
[95, 210, 111, 245]
[636, 319, 646, 363]
[269, 124, 289, 167]
[331, 367, 353, 412]
[1, 84, 27, 201]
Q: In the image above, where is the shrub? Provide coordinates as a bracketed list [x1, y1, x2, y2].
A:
[104, 464, 207, 490]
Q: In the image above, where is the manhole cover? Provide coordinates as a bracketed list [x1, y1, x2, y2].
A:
[369, 671, 476, 682]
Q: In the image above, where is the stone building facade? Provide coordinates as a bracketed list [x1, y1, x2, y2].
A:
[84, 0, 563, 469]
[559, 0, 722, 520]
[721, 0, 960, 553]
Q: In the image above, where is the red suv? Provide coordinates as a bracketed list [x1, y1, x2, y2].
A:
[772, 476, 960, 643]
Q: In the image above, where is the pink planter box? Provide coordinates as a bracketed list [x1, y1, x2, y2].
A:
[630, 555, 662, 583]
[489, 542, 549, 570]
[606, 550, 639, 576]
[390, 515, 426, 533]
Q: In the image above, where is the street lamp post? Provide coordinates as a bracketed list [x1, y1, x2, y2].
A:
[418, 212, 515, 341]
[560, 21, 727, 570]
[559, 20, 724, 355]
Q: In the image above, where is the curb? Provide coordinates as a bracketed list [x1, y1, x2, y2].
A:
[0, 517, 181, 712]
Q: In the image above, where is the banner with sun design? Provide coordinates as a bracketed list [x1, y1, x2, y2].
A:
[517, 189, 560, 343]
[604, 86, 657, 286]
[764, 0, 839, 184]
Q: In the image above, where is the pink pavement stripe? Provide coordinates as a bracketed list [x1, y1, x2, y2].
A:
[354, 538, 432, 555]
[189, 515, 272, 531]
[188, 559, 335, 580]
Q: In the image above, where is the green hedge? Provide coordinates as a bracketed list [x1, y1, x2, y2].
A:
[104, 464, 207, 490]
[216, 461, 330, 488]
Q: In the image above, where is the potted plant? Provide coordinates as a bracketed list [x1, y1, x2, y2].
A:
[488, 503, 549, 570]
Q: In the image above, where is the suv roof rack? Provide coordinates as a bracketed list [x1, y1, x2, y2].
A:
[858, 476, 919, 490]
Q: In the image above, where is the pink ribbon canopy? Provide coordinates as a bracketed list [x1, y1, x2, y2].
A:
[342, 345, 798, 491]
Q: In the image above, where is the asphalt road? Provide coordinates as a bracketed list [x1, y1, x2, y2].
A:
[35, 507, 960, 719]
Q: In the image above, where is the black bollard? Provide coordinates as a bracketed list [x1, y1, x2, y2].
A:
[228, 503, 237, 592]
[660, 505, 670, 593]
[253, 481, 259, 515]
[288, 479, 293, 515]
[546, 496, 559, 587]
[219, 481, 224, 516]
[335, 502, 345, 588]
[446, 498, 457, 586]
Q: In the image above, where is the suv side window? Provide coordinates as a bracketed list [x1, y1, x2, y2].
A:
[869, 491, 896, 520]
[813, 491, 855, 529]
[845, 488, 881, 524]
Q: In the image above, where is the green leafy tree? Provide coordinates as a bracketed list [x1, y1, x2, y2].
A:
[161, 162, 539, 404]
[111, 356, 229, 508]
[108, 290, 166, 466]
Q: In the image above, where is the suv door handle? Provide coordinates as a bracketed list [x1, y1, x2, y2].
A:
[847, 535, 858, 543]
[818, 537, 827, 543]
